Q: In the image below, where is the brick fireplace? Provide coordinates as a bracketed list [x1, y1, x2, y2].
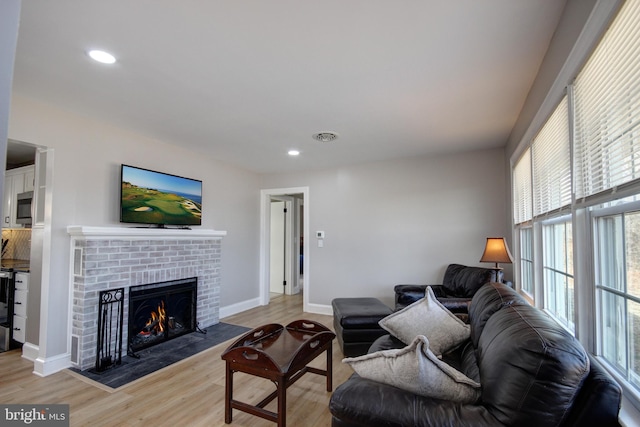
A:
[67, 226, 226, 371]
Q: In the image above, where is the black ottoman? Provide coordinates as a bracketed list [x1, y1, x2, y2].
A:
[332, 298, 393, 357]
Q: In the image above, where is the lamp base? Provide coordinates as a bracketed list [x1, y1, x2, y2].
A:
[488, 267, 503, 282]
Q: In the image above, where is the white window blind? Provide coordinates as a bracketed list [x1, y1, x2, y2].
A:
[513, 148, 532, 224]
[574, 0, 640, 200]
[532, 95, 571, 216]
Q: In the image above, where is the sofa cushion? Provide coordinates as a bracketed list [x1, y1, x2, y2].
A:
[442, 263, 497, 298]
[368, 334, 481, 384]
[458, 341, 481, 384]
[477, 303, 590, 426]
[343, 335, 481, 403]
[468, 282, 527, 347]
[329, 374, 499, 427]
[379, 286, 470, 354]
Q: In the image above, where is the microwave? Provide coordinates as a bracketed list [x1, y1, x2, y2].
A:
[16, 191, 33, 225]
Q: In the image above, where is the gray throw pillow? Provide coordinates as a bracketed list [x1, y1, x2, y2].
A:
[343, 335, 481, 403]
[379, 286, 470, 355]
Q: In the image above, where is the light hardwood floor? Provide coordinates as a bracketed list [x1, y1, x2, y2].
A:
[0, 293, 354, 426]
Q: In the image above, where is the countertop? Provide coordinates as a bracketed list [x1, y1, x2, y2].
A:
[0, 259, 30, 272]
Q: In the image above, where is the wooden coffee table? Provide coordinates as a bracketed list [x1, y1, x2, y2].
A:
[221, 319, 335, 427]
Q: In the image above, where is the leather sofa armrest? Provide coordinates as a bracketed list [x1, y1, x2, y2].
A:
[394, 284, 428, 294]
[393, 285, 427, 311]
[394, 284, 427, 310]
[562, 355, 622, 427]
[393, 284, 447, 310]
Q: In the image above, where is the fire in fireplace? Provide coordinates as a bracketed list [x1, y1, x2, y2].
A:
[128, 277, 197, 354]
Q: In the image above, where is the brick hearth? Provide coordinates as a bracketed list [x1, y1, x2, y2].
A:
[67, 226, 226, 371]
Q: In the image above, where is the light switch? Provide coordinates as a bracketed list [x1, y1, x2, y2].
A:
[318, 239, 324, 248]
[316, 231, 325, 239]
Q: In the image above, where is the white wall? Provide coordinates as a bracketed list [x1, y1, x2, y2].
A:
[261, 147, 508, 308]
[8, 95, 261, 367]
[0, 0, 21, 206]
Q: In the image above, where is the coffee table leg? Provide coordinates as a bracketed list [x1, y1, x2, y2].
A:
[277, 378, 286, 427]
[225, 363, 233, 424]
[326, 342, 333, 391]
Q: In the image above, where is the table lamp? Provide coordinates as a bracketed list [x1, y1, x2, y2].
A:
[479, 237, 513, 277]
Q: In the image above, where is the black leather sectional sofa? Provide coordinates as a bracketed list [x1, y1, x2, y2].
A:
[329, 282, 622, 427]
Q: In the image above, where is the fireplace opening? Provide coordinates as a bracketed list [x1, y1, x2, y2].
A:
[128, 277, 197, 354]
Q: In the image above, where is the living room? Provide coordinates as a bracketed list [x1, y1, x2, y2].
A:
[1, 0, 639, 426]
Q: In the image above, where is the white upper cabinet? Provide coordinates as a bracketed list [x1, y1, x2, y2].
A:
[2, 165, 35, 228]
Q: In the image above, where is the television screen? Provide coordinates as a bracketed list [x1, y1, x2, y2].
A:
[120, 164, 202, 226]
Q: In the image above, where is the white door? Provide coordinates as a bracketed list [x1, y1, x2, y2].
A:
[293, 198, 303, 293]
[269, 201, 286, 294]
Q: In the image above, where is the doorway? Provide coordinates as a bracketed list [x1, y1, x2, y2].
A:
[3, 139, 53, 364]
[260, 187, 309, 311]
[269, 195, 304, 297]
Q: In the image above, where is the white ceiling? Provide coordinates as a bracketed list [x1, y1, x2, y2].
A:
[11, 0, 567, 174]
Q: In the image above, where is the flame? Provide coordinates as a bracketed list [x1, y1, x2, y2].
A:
[140, 301, 166, 335]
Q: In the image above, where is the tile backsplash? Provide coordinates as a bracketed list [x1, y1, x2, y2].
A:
[1, 229, 31, 260]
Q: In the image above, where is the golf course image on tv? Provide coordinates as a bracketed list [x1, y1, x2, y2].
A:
[120, 164, 202, 226]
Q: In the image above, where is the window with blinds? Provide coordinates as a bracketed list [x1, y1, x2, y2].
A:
[532, 95, 571, 216]
[574, 0, 640, 201]
[513, 148, 532, 224]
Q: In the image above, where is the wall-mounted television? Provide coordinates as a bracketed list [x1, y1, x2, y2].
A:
[120, 164, 202, 227]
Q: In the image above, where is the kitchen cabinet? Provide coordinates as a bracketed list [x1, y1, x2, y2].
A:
[23, 168, 35, 192]
[2, 173, 18, 228]
[12, 272, 28, 344]
[12, 315, 25, 343]
[2, 165, 34, 228]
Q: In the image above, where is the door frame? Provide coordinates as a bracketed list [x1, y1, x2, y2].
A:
[259, 187, 309, 311]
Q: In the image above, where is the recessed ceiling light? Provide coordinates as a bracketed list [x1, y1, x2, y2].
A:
[88, 49, 116, 64]
[288, 150, 300, 156]
[313, 132, 338, 143]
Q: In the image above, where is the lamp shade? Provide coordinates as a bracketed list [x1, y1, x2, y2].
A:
[479, 237, 514, 267]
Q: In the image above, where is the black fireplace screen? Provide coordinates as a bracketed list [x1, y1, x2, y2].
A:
[128, 277, 197, 353]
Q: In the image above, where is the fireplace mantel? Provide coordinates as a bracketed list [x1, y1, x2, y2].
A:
[67, 225, 227, 240]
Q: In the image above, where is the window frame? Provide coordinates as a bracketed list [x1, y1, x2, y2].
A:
[591, 198, 640, 405]
[518, 225, 534, 298]
[540, 214, 575, 332]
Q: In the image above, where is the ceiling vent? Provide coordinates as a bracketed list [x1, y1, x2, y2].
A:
[313, 132, 339, 143]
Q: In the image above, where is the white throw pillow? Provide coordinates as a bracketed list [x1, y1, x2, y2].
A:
[379, 286, 470, 355]
[343, 335, 481, 403]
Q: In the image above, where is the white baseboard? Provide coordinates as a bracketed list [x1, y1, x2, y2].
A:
[305, 302, 332, 316]
[33, 352, 71, 377]
[219, 298, 332, 320]
[219, 297, 261, 320]
[21, 342, 39, 361]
